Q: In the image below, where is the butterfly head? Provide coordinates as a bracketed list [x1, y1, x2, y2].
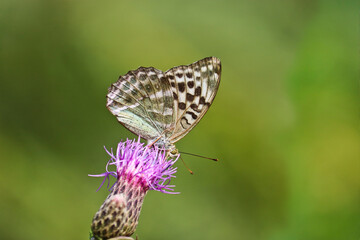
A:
[151, 137, 179, 158]
[168, 147, 179, 158]
[161, 139, 179, 158]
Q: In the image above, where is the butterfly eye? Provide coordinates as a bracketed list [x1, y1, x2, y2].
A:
[170, 149, 178, 155]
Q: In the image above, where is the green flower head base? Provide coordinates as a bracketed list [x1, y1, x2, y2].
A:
[89, 138, 179, 239]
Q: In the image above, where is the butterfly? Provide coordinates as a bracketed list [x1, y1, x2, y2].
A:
[106, 56, 221, 157]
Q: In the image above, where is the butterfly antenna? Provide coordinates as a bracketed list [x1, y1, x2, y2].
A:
[179, 155, 194, 175]
[179, 151, 218, 161]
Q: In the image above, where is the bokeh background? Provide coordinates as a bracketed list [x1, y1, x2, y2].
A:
[0, 0, 359, 239]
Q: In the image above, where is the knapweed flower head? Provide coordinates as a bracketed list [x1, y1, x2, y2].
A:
[89, 138, 179, 239]
[90, 137, 179, 194]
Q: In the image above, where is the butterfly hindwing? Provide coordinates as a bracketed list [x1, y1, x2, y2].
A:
[165, 56, 221, 143]
[106, 67, 174, 140]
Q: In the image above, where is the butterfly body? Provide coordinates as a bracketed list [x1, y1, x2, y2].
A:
[150, 137, 178, 157]
[107, 57, 221, 156]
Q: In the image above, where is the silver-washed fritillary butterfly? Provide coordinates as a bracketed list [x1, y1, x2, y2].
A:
[106, 57, 221, 157]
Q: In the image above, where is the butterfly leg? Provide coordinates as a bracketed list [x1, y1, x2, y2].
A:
[179, 154, 194, 175]
[147, 126, 175, 149]
[147, 135, 163, 148]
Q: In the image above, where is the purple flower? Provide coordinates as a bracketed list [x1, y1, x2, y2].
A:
[89, 138, 179, 239]
[89, 137, 179, 194]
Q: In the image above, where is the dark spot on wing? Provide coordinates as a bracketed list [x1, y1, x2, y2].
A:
[149, 74, 157, 81]
[187, 81, 194, 88]
[190, 104, 201, 112]
[160, 76, 167, 84]
[130, 76, 137, 84]
[139, 74, 146, 81]
[145, 84, 152, 92]
[186, 111, 198, 120]
[181, 117, 190, 126]
[186, 72, 193, 78]
[125, 96, 133, 103]
[195, 86, 201, 96]
[186, 93, 194, 101]
[178, 82, 185, 92]
[138, 84, 144, 90]
[178, 102, 186, 110]
[176, 73, 183, 78]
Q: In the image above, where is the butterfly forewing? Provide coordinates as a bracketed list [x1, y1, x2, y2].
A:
[165, 57, 221, 143]
[106, 67, 174, 140]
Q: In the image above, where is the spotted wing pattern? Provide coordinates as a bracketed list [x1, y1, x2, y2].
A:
[106, 56, 221, 145]
[165, 56, 221, 143]
[106, 67, 175, 140]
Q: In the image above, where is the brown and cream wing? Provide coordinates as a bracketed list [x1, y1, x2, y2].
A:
[165, 56, 221, 143]
[106, 67, 175, 140]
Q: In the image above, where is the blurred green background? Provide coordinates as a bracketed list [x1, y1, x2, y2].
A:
[0, 0, 359, 239]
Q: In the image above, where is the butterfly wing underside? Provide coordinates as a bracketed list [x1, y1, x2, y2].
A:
[106, 67, 175, 141]
[166, 56, 221, 143]
[106, 56, 221, 145]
